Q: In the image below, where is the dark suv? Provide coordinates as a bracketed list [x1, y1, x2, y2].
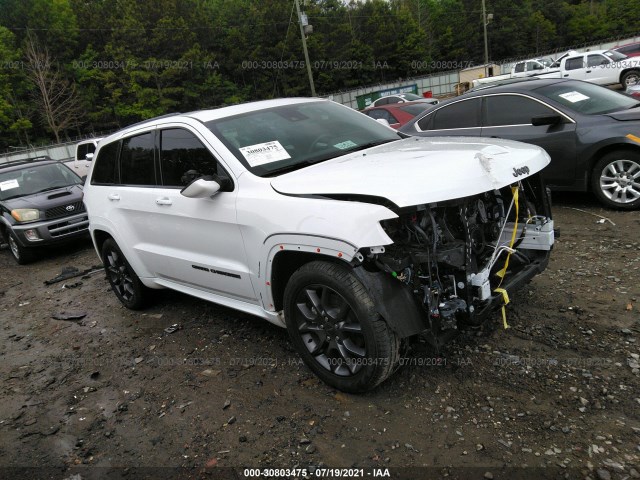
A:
[0, 157, 88, 264]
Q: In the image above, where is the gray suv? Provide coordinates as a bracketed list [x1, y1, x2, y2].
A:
[0, 157, 88, 264]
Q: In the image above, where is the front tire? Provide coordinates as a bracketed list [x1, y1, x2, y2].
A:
[101, 238, 149, 309]
[283, 261, 399, 393]
[591, 150, 640, 209]
[7, 231, 35, 265]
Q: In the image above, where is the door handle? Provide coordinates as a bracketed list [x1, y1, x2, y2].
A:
[586, 70, 591, 73]
[107, 193, 120, 201]
[155, 197, 172, 206]
[563, 74, 569, 77]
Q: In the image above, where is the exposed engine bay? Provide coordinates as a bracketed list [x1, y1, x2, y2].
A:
[361, 174, 554, 338]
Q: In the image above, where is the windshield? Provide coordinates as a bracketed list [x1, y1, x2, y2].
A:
[603, 50, 627, 61]
[206, 101, 399, 177]
[0, 162, 82, 201]
[535, 81, 639, 115]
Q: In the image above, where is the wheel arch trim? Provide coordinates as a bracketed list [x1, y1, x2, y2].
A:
[262, 234, 358, 312]
[585, 140, 640, 187]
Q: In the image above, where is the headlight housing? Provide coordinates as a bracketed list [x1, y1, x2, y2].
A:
[11, 208, 40, 222]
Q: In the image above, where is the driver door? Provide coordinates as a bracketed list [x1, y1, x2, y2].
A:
[150, 127, 256, 303]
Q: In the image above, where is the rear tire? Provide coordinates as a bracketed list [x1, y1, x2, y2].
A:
[101, 238, 150, 309]
[283, 261, 400, 393]
[7, 231, 35, 265]
[621, 70, 640, 88]
[591, 150, 640, 210]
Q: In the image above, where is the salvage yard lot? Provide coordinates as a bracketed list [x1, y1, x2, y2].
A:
[1, 193, 639, 479]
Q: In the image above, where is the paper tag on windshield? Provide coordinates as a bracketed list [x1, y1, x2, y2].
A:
[239, 141, 291, 167]
[333, 140, 357, 150]
[0, 179, 19, 191]
[559, 91, 589, 103]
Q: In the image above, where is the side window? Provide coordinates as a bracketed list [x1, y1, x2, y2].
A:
[514, 62, 525, 73]
[91, 141, 120, 185]
[484, 95, 556, 127]
[159, 128, 230, 188]
[120, 132, 156, 186]
[587, 54, 608, 67]
[366, 109, 387, 120]
[77, 142, 96, 160]
[431, 98, 481, 130]
[565, 57, 585, 70]
[375, 97, 389, 106]
[528, 61, 543, 71]
[387, 97, 401, 105]
[416, 112, 434, 130]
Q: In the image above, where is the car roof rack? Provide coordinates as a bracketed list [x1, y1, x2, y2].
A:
[0, 155, 54, 169]
[123, 112, 182, 131]
[470, 76, 546, 91]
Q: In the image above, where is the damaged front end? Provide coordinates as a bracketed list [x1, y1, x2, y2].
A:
[354, 173, 554, 346]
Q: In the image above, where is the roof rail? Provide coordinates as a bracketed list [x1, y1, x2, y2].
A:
[0, 156, 53, 169]
[123, 112, 182, 131]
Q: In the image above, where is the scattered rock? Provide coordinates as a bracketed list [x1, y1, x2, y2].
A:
[596, 469, 611, 480]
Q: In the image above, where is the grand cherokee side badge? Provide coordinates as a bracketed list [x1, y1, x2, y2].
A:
[513, 166, 530, 177]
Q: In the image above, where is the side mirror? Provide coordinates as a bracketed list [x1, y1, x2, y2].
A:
[532, 114, 562, 126]
[85, 153, 94, 161]
[375, 118, 392, 128]
[180, 178, 221, 198]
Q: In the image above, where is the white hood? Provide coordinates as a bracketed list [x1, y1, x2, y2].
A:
[271, 137, 550, 208]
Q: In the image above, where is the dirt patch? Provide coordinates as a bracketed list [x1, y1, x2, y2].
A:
[0, 192, 639, 479]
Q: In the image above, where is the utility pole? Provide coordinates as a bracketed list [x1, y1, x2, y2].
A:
[482, 0, 493, 78]
[482, 0, 489, 78]
[295, 0, 316, 97]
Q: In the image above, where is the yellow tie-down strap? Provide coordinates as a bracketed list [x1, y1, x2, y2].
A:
[495, 186, 519, 280]
[494, 186, 519, 329]
[494, 287, 510, 329]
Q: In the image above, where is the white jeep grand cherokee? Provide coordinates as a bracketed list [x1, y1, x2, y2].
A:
[84, 98, 554, 392]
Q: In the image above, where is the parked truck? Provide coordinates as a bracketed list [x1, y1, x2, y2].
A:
[473, 49, 640, 89]
[472, 56, 557, 87]
[63, 138, 102, 178]
[535, 49, 640, 88]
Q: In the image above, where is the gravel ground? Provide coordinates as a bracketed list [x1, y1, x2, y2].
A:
[0, 192, 639, 480]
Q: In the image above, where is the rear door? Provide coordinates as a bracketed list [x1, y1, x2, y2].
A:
[107, 130, 165, 273]
[480, 93, 578, 186]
